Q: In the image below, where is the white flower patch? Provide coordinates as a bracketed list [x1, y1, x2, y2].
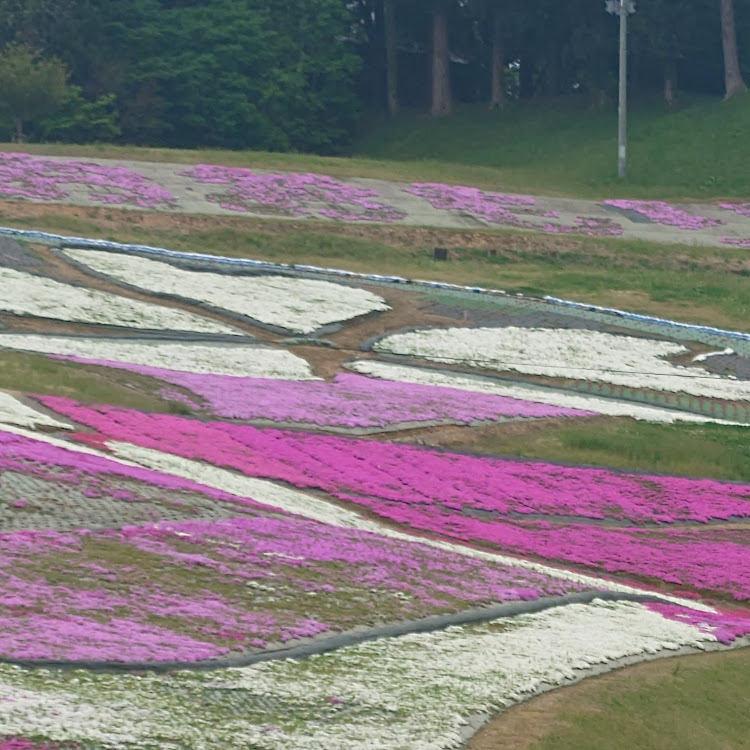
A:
[0, 334, 316, 379]
[693, 348, 734, 362]
[0, 682, 171, 747]
[224, 600, 717, 749]
[107, 441, 365, 528]
[0, 268, 241, 334]
[0, 424, 145, 464]
[374, 326, 750, 401]
[63, 248, 391, 334]
[106, 441, 716, 612]
[349, 360, 748, 426]
[0, 392, 71, 430]
[0, 601, 724, 750]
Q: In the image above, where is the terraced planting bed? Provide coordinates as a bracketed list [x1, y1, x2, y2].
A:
[0, 154, 748, 749]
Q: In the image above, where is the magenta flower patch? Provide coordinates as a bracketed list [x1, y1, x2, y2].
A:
[721, 236, 750, 248]
[40, 400, 750, 526]
[35, 400, 750, 613]
[0, 429, 265, 516]
[51, 361, 592, 426]
[0, 425, 600, 662]
[407, 183, 623, 236]
[603, 199, 722, 230]
[719, 202, 750, 218]
[345, 498, 750, 604]
[0, 511, 588, 661]
[0, 740, 78, 750]
[406, 183, 537, 224]
[178, 165, 406, 222]
[0, 152, 175, 209]
[644, 602, 750, 644]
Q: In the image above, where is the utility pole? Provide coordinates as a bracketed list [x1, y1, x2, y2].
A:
[606, 0, 636, 179]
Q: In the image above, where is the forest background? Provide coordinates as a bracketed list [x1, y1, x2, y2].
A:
[0, 0, 747, 155]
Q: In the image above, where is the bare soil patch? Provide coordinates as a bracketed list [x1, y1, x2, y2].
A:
[327, 284, 470, 349]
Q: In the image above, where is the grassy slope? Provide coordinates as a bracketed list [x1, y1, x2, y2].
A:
[0, 352, 199, 414]
[5, 92, 750, 199]
[354, 93, 750, 199]
[528, 648, 750, 750]
[435, 419, 750, 482]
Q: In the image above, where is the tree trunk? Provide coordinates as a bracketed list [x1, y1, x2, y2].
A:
[664, 59, 677, 108]
[13, 117, 23, 143]
[519, 55, 534, 99]
[490, 7, 504, 108]
[372, 0, 386, 109]
[384, 0, 399, 117]
[430, 3, 451, 117]
[720, 0, 747, 99]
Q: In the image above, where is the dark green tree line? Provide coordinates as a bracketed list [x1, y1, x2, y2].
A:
[0, 0, 747, 149]
[354, 0, 748, 116]
[0, 0, 360, 151]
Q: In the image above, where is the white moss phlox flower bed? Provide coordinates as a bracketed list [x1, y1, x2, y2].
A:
[0, 392, 71, 430]
[349, 360, 746, 426]
[0, 334, 316, 380]
[0, 268, 240, 334]
[374, 326, 750, 401]
[0, 601, 725, 750]
[63, 248, 391, 334]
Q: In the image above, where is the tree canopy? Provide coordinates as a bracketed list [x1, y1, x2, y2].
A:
[0, 0, 746, 151]
[0, 42, 69, 141]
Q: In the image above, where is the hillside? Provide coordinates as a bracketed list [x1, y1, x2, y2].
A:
[354, 93, 750, 200]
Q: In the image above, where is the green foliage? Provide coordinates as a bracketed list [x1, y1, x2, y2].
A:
[445, 419, 750, 482]
[83, 0, 360, 153]
[1, 0, 745, 152]
[33, 86, 120, 143]
[0, 42, 69, 141]
[354, 93, 750, 198]
[0, 352, 172, 412]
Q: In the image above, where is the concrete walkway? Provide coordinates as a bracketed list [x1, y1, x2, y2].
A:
[7, 153, 750, 248]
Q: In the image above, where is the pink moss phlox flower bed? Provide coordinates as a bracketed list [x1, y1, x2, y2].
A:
[39, 400, 750, 526]
[405, 183, 536, 223]
[0, 740, 77, 750]
[541, 217, 623, 236]
[0, 430, 262, 512]
[603, 199, 722, 230]
[155, 387, 204, 411]
[178, 164, 406, 222]
[0, 152, 175, 209]
[407, 183, 623, 236]
[52, 361, 592, 426]
[0, 512, 588, 661]
[721, 236, 750, 248]
[718, 202, 750, 218]
[644, 602, 750, 644]
[342, 499, 750, 605]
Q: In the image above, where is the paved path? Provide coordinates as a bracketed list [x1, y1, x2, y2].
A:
[7, 153, 750, 249]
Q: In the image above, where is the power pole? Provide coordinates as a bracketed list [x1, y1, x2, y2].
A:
[606, 0, 636, 179]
